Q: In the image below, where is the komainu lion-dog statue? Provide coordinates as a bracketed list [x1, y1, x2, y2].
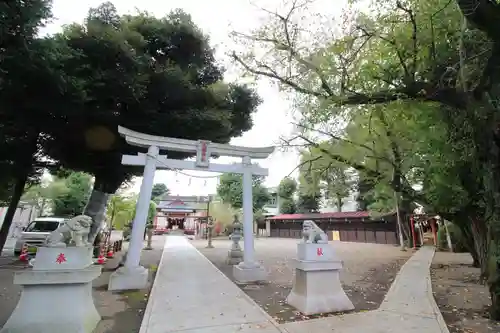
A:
[301, 220, 328, 244]
[45, 215, 93, 247]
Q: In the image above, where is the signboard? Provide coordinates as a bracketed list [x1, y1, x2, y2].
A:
[195, 140, 211, 168]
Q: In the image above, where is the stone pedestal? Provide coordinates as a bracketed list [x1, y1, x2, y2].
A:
[108, 265, 149, 291]
[1, 246, 102, 333]
[226, 246, 243, 265]
[233, 261, 267, 284]
[226, 219, 244, 265]
[286, 243, 354, 315]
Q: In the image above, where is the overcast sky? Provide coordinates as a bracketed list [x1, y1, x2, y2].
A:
[42, 0, 345, 196]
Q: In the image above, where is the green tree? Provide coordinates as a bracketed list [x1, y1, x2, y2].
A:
[22, 176, 68, 215]
[209, 201, 237, 227]
[296, 153, 322, 213]
[356, 174, 377, 211]
[323, 166, 352, 212]
[278, 177, 297, 214]
[296, 193, 320, 213]
[151, 183, 169, 203]
[299, 147, 354, 212]
[146, 201, 157, 227]
[217, 173, 271, 212]
[0, 0, 72, 253]
[40, 3, 260, 248]
[232, 0, 500, 317]
[106, 194, 136, 230]
[279, 199, 296, 215]
[51, 172, 92, 216]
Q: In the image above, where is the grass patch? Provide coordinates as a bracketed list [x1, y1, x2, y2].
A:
[120, 290, 148, 302]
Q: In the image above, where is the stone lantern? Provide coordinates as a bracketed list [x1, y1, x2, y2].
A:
[226, 215, 243, 265]
[206, 217, 215, 248]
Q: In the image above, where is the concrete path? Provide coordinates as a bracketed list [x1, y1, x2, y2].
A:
[280, 246, 449, 333]
[141, 238, 448, 333]
[139, 235, 282, 333]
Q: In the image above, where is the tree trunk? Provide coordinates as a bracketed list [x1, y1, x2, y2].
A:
[0, 132, 38, 255]
[490, 283, 500, 320]
[489, 216, 500, 319]
[336, 196, 342, 212]
[398, 198, 413, 247]
[0, 172, 29, 254]
[84, 175, 117, 257]
[456, 221, 481, 267]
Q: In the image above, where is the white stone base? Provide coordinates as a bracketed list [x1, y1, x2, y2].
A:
[0, 265, 102, 333]
[226, 248, 243, 265]
[233, 262, 267, 284]
[108, 265, 149, 291]
[286, 258, 354, 315]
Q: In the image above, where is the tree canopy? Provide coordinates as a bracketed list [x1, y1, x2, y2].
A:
[231, 0, 500, 318]
[22, 171, 92, 217]
[151, 183, 169, 203]
[216, 173, 271, 212]
[44, 3, 261, 193]
[278, 177, 297, 214]
[51, 172, 92, 216]
[106, 193, 136, 230]
[0, 1, 262, 252]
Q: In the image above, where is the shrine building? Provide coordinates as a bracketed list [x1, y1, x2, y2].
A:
[154, 195, 211, 232]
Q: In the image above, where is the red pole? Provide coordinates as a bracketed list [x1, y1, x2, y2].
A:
[153, 214, 158, 230]
[410, 215, 417, 249]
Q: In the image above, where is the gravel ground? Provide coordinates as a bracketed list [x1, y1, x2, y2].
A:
[192, 237, 411, 323]
[0, 235, 166, 333]
[431, 251, 500, 333]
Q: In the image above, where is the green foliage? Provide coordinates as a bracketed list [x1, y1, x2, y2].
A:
[0, 0, 64, 252]
[279, 198, 297, 214]
[209, 201, 237, 227]
[51, 172, 93, 216]
[23, 172, 93, 218]
[296, 193, 321, 213]
[232, 0, 500, 318]
[106, 194, 136, 230]
[437, 223, 469, 253]
[278, 177, 297, 213]
[39, 2, 261, 194]
[147, 201, 157, 224]
[217, 173, 271, 212]
[356, 174, 377, 211]
[22, 178, 60, 214]
[296, 153, 322, 213]
[122, 200, 156, 237]
[151, 183, 169, 203]
[278, 177, 297, 199]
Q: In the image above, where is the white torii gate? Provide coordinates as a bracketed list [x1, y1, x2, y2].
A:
[108, 126, 275, 290]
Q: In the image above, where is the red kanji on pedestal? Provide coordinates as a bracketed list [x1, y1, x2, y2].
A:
[55, 253, 67, 264]
[316, 248, 324, 256]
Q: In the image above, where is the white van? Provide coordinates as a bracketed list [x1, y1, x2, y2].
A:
[14, 217, 68, 255]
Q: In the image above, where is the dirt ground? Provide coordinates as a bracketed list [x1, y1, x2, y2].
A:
[192, 238, 411, 323]
[0, 236, 165, 333]
[431, 251, 500, 333]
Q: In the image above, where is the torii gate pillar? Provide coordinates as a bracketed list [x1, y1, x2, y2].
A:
[109, 127, 274, 290]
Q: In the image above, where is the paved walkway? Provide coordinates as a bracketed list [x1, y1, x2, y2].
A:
[139, 235, 282, 333]
[140, 237, 448, 333]
[280, 246, 449, 333]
